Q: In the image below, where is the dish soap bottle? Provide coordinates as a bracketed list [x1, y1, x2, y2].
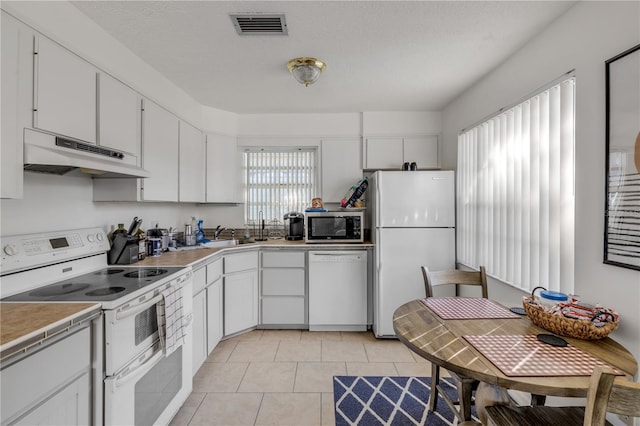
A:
[196, 219, 204, 243]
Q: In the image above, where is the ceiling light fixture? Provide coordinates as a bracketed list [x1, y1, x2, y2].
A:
[287, 57, 326, 87]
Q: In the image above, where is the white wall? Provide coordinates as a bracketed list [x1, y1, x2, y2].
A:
[442, 1, 640, 361]
[363, 111, 442, 136]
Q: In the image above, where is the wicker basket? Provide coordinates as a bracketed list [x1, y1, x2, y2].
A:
[522, 296, 619, 340]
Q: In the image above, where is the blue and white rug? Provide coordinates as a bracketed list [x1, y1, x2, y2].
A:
[333, 376, 477, 426]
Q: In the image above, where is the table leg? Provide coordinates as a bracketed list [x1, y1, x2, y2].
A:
[428, 364, 441, 412]
[474, 382, 514, 425]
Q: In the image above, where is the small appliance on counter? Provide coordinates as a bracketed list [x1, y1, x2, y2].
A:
[147, 226, 170, 251]
[284, 211, 304, 241]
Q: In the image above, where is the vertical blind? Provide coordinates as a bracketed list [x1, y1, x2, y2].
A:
[457, 77, 575, 294]
[244, 149, 316, 223]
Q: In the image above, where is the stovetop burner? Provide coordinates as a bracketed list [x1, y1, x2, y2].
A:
[86, 287, 126, 296]
[123, 269, 168, 279]
[30, 283, 91, 297]
[94, 269, 125, 275]
[3, 266, 186, 304]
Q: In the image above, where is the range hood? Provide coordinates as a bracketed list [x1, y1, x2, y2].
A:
[23, 129, 150, 178]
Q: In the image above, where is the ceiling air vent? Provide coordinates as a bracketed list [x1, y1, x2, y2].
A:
[230, 13, 288, 35]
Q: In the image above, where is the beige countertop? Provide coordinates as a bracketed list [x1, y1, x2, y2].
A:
[0, 302, 101, 355]
[137, 239, 373, 268]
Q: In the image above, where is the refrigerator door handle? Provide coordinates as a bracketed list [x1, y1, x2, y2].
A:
[376, 178, 381, 228]
[377, 232, 382, 276]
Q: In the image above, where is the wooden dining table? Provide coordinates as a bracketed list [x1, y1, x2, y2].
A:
[393, 298, 638, 403]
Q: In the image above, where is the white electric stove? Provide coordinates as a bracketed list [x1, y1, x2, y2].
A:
[1, 227, 193, 426]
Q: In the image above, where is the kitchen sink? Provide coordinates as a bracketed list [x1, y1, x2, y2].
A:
[201, 239, 239, 248]
[168, 239, 239, 251]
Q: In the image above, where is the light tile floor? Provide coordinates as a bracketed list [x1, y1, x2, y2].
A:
[170, 329, 434, 426]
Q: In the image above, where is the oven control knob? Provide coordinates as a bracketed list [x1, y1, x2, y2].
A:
[96, 233, 104, 242]
[87, 234, 95, 243]
[3, 244, 19, 256]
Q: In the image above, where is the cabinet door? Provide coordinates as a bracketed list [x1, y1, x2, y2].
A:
[224, 251, 258, 274]
[224, 270, 258, 336]
[35, 36, 96, 143]
[321, 138, 362, 203]
[192, 289, 207, 375]
[364, 138, 403, 170]
[179, 121, 205, 202]
[15, 373, 90, 426]
[262, 297, 305, 324]
[206, 133, 239, 203]
[1, 12, 32, 199]
[403, 136, 439, 169]
[206, 278, 223, 354]
[98, 73, 139, 156]
[141, 99, 179, 201]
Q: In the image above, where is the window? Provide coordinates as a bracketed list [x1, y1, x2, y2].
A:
[244, 148, 316, 223]
[457, 76, 575, 294]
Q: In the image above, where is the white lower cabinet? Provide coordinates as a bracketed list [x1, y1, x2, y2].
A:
[207, 278, 223, 353]
[260, 251, 306, 328]
[1, 327, 91, 425]
[206, 258, 223, 353]
[224, 252, 258, 336]
[192, 266, 207, 375]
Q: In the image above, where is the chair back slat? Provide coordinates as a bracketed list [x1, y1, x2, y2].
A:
[422, 266, 488, 298]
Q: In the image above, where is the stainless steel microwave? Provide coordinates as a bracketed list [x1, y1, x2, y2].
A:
[305, 211, 364, 243]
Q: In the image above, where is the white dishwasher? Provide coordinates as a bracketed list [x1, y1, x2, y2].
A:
[308, 250, 368, 331]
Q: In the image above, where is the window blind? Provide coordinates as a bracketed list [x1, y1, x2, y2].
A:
[457, 77, 575, 294]
[244, 149, 316, 223]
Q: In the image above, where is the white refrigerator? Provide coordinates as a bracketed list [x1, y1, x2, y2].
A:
[370, 170, 456, 337]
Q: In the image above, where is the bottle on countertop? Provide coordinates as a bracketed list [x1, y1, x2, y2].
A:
[134, 228, 146, 260]
[109, 223, 127, 244]
[196, 219, 204, 244]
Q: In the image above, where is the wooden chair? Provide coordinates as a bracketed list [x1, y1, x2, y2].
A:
[421, 266, 488, 422]
[485, 366, 640, 426]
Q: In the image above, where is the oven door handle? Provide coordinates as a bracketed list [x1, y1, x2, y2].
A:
[115, 294, 164, 321]
[110, 349, 165, 391]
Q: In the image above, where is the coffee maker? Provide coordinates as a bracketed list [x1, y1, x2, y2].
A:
[283, 212, 304, 241]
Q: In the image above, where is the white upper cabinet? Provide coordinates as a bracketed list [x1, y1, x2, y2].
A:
[206, 133, 239, 203]
[141, 99, 179, 201]
[179, 121, 205, 203]
[364, 137, 403, 170]
[34, 36, 97, 144]
[364, 136, 439, 170]
[1, 11, 33, 199]
[403, 136, 439, 169]
[321, 138, 362, 203]
[98, 73, 140, 156]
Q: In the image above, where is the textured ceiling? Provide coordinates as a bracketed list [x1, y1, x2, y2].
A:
[70, 1, 575, 114]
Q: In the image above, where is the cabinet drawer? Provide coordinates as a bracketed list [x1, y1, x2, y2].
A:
[261, 297, 305, 324]
[262, 269, 305, 295]
[224, 251, 258, 274]
[206, 258, 223, 284]
[193, 266, 207, 295]
[262, 251, 305, 268]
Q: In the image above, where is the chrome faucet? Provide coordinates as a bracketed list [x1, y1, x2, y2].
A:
[214, 225, 226, 240]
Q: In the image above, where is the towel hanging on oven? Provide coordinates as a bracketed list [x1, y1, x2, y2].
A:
[157, 285, 185, 356]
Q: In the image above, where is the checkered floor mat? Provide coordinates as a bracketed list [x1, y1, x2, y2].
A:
[333, 376, 478, 426]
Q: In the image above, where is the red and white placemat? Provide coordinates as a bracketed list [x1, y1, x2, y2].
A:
[421, 297, 521, 320]
[464, 334, 624, 377]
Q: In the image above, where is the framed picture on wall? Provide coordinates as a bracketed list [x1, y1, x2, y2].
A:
[604, 43, 640, 271]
